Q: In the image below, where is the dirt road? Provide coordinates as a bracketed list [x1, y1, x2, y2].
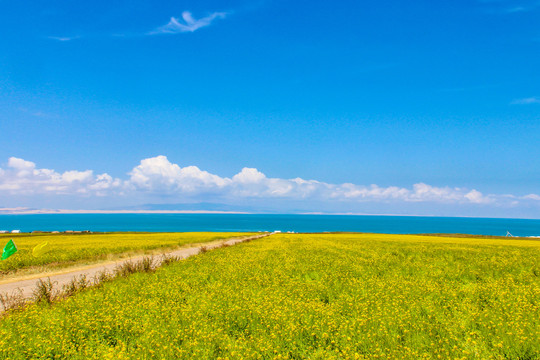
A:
[0, 233, 270, 310]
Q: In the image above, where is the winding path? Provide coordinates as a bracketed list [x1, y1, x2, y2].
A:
[0, 233, 270, 310]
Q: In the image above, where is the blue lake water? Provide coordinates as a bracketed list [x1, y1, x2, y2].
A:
[0, 214, 539, 236]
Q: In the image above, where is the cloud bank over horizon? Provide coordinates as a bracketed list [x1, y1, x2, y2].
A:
[0, 156, 539, 215]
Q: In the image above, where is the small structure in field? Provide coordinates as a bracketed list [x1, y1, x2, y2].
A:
[11, 230, 21, 234]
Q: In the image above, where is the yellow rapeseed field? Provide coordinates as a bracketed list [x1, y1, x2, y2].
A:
[0, 232, 253, 275]
[0, 233, 538, 359]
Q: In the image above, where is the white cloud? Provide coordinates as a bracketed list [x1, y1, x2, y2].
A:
[464, 189, 493, 204]
[511, 97, 540, 105]
[151, 11, 227, 35]
[0, 157, 121, 196]
[128, 155, 230, 193]
[122, 156, 528, 205]
[410, 183, 463, 202]
[232, 168, 266, 184]
[523, 193, 540, 201]
[327, 183, 493, 204]
[0, 156, 538, 209]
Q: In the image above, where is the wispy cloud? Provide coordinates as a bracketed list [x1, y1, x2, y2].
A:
[478, 0, 540, 13]
[506, 6, 528, 12]
[523, 193, 540, 200]
[150, 11, 227, 35]
[511, 96, 540, 104]
[47, 36, 80, 42]
[45, 10, 227, 40]
[17, 107, 58, 119]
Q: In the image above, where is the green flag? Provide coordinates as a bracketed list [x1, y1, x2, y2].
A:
[1, 239, 17, 260]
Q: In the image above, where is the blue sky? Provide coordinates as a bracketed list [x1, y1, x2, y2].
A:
[0, 0, 539, 217]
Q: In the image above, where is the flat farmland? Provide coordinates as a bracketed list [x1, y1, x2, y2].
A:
[0, 233, 538, 359]
[0, 232, 254, 277]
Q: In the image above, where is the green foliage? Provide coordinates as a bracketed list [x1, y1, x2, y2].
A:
[0, 233, 538, 359]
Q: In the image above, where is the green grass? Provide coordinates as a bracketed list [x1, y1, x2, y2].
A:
[0, 233, 538, 359]
[0, 232, 254, 276]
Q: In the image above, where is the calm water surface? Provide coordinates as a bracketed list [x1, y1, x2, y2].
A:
[0, 214, 539, 237]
